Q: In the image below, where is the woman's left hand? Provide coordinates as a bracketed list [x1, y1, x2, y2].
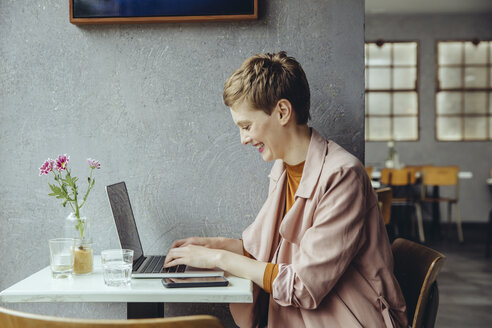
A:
[164, 245, 223, 269]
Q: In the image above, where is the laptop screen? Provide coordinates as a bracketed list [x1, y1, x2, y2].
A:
[106, 182, 144, 262]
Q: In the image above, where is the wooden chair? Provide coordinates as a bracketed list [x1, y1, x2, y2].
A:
[365, 165, 373, 180]
[404, 165, 433, 175]
[381, 167, 418, 188]
[0, 307, 223, 328]
[381, 167, 424, 242]
[417, 166, 463, 243]
[376, 187, 393, 225]
[392, 238, 446, 328]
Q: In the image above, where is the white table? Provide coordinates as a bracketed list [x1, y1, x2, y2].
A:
[0, 256, 253, 318]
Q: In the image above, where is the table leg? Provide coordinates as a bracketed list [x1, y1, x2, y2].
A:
[430, 186, 442, 241]
[486, 209, 492, 258]
[127, 302, 164, 319]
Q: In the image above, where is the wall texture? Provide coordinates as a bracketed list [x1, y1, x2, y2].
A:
[366, 13, 492, 223]
[0, 0, 364, 325]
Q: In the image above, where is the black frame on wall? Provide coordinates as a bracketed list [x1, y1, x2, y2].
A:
[69, 0, 258, 25]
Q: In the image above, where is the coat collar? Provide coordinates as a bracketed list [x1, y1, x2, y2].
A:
[296, 128, 327, 199]
[269, 128, 327, 199]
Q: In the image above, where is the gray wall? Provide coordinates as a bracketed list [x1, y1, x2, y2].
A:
[0, 0, 364, 325]
[366, 13, 492, 223]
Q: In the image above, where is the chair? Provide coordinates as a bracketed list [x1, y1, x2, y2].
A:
[0, 307, 223, 328]
[417, 166, 463, 243]
[391, 238, 446, 328]
[381, 167, 417, 187]
[381, 167, 425, 242]
[376, 187, 393, 225]
[365, 165, 373, 180]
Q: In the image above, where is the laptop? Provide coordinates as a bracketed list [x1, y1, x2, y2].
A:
[106, 181, 224, 278]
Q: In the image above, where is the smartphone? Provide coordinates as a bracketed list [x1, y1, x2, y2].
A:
[162, 276, 229, 288]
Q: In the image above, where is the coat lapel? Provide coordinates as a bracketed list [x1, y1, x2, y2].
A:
[280, 129, 328, 244]
[243, 165, 286, 262]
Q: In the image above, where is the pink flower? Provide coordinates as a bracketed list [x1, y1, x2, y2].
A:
[87, 158, 101, 169]
[39, 159, 55, 176]
[55, 154, 70, 171]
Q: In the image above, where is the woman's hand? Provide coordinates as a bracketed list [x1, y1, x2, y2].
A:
[164, 241, 268, 288]
[164, 245, 223, 269]
[170, 236, 244, 255]
[170, 237, 220, 250]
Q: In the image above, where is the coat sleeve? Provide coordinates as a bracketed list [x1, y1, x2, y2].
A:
[272, 166, 369, 309]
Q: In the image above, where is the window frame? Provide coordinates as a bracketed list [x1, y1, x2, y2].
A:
[435, 39, 492, 141]
[365, 40, 420, 142]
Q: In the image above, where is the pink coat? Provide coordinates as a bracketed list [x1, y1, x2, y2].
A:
[230, 129, 407, 327]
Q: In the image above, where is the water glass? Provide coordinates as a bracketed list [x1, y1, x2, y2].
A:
[48, 238, 74, 279]
[101, 249, 133, 287]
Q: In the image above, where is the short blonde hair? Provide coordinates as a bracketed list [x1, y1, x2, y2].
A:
[223, 51, 311, 124]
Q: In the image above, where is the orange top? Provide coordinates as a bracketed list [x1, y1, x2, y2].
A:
[285, 161, 305, 214]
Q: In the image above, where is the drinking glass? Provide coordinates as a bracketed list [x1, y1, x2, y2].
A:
[48, 238, 74, 279]
[101, 249, 134, 287]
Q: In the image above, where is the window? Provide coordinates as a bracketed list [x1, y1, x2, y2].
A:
[436, 40, 492, 141]
[365, 41, 419, 141]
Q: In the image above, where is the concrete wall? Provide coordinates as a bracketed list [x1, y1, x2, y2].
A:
[366, 13, 492, 223]
[0, 0, 364, 325]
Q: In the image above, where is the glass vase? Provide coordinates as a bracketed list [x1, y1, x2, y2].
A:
[65, 212, 89, 240]
[65, 212, 93, 275]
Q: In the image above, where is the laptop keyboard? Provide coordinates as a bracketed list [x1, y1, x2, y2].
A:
[164, 264, 187, 273]
[139, 256, 187, 274]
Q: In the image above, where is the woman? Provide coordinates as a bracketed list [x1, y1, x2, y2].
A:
[164, 51, 407, 327]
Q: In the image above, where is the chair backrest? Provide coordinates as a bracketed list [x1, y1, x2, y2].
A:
[0, 308, 223, 328]
[404, 165, 433, 174]
[421, 281, 439, 328]
[391, 238, 446, 328]
[421, 166, 459, 186]
[376, 187, 393, 225]
[365, 166, 373, 180]
[381, 167, 417, 186]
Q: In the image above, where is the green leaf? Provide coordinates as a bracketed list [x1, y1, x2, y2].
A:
[49, 184, 61, 194]
[48, 184, 66, 199]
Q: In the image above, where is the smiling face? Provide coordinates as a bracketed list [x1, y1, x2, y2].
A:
[230, 101, 285, 162]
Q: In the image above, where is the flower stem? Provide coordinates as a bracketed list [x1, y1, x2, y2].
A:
[79, 167, 94, 209]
